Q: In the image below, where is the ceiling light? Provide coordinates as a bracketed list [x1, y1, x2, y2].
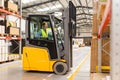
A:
[37, 4, 62, 12]
[22, 0, 35, 4]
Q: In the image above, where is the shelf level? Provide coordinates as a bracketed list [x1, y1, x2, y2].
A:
[0, 36, 21, 40]
[98, 0, 111, 38]
[0, 8, 22, 18]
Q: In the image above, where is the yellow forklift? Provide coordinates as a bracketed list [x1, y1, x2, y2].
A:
[22, 1, 76, 75]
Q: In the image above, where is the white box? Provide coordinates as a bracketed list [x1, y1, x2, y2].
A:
[0, 26, 1, 34]
[4, 53, 8, 61]
[0, 25, 5, 34]
[1, 25, 5, 34]
[0, 55, 1, 61]
[0, 0, 4, 8]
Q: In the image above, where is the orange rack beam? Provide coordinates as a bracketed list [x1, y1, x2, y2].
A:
[0, 8, 22, 18]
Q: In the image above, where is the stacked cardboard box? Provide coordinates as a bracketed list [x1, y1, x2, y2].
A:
[0, 40, 8, 62]
[6, 20, 17, 27]
[7, 27, 20, 36]
[92, 14, 98, 34]
[100, 0, 110, 72]
[5, 20, 20, 36]
[102, 38, 110, 72]
[91, 0, 110, 73]
[5, 0, 18, 12]
[97, 2, 106, 25]
[91, 39, 98, 72]
[0, 25, 5, 34]
[91, 0, 99, 73]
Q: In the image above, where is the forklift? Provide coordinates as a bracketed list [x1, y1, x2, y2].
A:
[22, 1, 76, 75]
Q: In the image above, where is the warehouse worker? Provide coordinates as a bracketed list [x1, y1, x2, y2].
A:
[41, 22, 53, 40]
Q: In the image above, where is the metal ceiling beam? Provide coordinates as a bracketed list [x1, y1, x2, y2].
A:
[77, 18, 93, 21]
[77, 0, 88, 24]
[58, 0, 65, 8]
[77, 22, 92, 24]
[77, 13, 93, 16]
[76, 6, 93, 9]
[73, 37, 92, 38]
[77, 24, 92, 26]
[85, 0, 92, 26]
[75, 0, 85, 24]
[22, 0, 59, 9]
[76, 32, 92, 33]
[24, 8, 64, 14]
[65, 0, 69, 4]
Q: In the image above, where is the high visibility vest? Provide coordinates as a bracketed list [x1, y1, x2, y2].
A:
[41, 28, 51, 38]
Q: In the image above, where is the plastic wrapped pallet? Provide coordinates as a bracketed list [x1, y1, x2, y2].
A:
[0, 40, 9, 62]
[0, 25, 5, 34]
[0, 0, 4, 8]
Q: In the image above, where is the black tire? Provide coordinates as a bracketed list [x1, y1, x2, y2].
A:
[53, 62, 68, 75]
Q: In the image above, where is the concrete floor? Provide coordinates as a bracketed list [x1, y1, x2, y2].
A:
[0, 47, 90, 80]
[74, 54, 90, 80]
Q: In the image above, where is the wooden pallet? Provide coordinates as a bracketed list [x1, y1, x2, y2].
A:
[5, 8, 19, 14]
[90, 73, 110, 80]
[0, 33, 8, 37]
[9, 34, 20, 38]
[0, 59, 14, 64]
[0, 6, 4, 9]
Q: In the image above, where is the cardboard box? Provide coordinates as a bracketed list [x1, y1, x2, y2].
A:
[93, 1, 98, 14]
[98, 4, 106, 24]
[0, 0, 4, 8]
[102, 39, 110, 66]
[10, 27, 19, 35]
[92, 14, 98, 34]
[90, 39, 98, 72]
[6, 20, 17, 27]
[6, 27, 20, 35]
[92, 34, 98, 39]
[102, 25, 110, 33]
[5, 1, 18, 12]
[0, 25, 5, 34]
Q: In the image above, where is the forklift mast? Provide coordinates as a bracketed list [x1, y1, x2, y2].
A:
[63, 1, 76, 70]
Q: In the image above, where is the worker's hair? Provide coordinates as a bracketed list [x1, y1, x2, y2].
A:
[42, 21, 47, 25]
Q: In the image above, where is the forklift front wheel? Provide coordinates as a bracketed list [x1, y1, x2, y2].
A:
[53, 62, 68, 75]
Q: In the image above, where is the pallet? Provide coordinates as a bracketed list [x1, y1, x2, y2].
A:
[9, 34, 20, 38]
[0, 33, 8, 37]
[5, 8, 19, 14]
[0, 59, 14, 64]
[0, 6, 4, 9]
[90, 73, 110, 80]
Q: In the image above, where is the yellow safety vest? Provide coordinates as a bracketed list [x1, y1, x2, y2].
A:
[41, 28, 51, 38]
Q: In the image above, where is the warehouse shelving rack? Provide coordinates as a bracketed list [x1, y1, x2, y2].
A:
[0, 0, 22, 62]
[99, 0, 120, 79]
[97, 0, 111, 73]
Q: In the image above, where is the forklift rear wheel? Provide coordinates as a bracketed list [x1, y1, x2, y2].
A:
[53, 62, 68, 75]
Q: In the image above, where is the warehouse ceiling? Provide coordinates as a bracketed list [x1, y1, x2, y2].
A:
[16, 0, 93, 37]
